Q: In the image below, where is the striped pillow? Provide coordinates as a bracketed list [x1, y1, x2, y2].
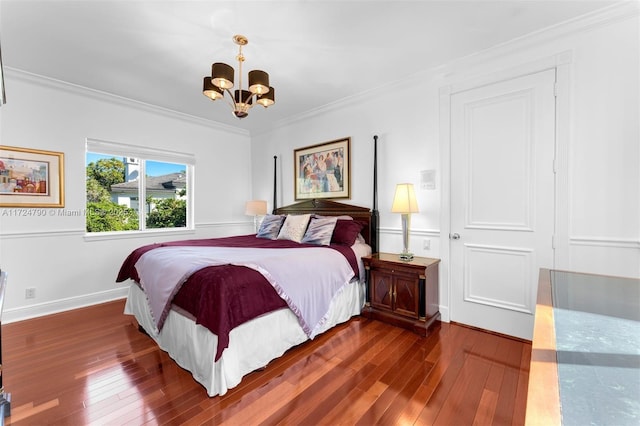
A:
[302, 216, 338, 246]
[256, 214, 285, 239]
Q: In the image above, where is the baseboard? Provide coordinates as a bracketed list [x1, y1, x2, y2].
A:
[450, 321, 532, 344]
[3, 287, 129, 324]
[438, 305, 450, 323]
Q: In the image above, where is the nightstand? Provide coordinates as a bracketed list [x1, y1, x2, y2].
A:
[362, 253, 440, 335]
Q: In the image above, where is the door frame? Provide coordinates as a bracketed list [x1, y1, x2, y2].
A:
[438, 51, 572, 323]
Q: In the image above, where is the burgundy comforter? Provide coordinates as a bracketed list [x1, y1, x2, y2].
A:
[116, 234, 360, 360]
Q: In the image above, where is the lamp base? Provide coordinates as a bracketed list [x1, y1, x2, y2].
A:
[398, 213, 414, 262]
[399, 252, 414, 261]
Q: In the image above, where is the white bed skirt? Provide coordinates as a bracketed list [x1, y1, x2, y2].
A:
[123, 278, 366, 397]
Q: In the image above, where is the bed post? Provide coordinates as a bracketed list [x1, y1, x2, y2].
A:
[272, 155, 277, 214]
[371, 135, 379, 254]
[0, 270, 10, 419]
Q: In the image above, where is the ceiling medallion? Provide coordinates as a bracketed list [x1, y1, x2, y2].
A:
[202, 34, 275, 119]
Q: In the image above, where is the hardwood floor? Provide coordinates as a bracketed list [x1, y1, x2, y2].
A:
[3, 300, 531, 425]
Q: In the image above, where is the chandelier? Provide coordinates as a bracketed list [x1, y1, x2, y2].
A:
[202, 34, 275, 119]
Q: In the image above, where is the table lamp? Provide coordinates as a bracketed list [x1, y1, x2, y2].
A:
[245, 200, 267, 233]
[391, 183, 419, 261]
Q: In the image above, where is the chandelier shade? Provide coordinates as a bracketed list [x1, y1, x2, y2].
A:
[233, 89, 253, 118]
[211, 63, 234, 89]
[256, 87, 275, 107]
[234, 89, 253, 105]
[202, 77, 223, 101]
[202, 35, 275, 119]
[248, 70, 269, 94]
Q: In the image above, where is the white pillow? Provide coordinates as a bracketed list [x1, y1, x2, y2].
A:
[277, 214, 311, 243]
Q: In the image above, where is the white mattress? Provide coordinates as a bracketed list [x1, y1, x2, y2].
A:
[124, 276, 366, 396]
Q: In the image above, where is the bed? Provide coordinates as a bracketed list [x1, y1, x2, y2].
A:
[117, 198, 376, 397]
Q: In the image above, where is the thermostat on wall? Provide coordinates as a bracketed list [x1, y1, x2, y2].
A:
[421, 169, 436, 190]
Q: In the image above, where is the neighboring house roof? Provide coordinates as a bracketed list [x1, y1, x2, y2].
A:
[110, 173, 186, 194]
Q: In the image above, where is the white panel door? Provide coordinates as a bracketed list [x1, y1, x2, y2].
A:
[450, 69, 556, 340]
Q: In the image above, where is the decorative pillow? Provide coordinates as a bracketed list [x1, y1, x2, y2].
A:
[277, 214, 312, 243]
[331, 219, 365, 246]
[256, 214, 285, 240]
[301, 216, 338, 246]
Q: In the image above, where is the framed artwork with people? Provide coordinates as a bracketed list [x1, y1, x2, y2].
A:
[294, 137, 350, 200]
[0, 145, 65, 207]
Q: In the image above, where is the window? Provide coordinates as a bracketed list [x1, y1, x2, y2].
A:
[85, 139, 194, 234]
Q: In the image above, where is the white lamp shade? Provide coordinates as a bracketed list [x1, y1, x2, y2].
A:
[245, 200, 267, 216]
[391, 183, 419, 213]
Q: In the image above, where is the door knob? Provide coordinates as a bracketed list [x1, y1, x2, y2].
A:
[450, 233, 461, 240]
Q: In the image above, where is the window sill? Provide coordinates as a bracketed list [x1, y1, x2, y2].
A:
[84, 227, 196, 242]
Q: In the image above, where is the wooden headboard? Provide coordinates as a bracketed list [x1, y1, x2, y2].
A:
[274, 199, 375, 249]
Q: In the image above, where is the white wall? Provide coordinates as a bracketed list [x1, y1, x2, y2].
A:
[1, 4, 637, 324]
[0, 71, 253, 321]
[251, 79, 443, 250]
[439, 4, 640, 280]
[251, 4, 640, 320]
[563, 12, 640, 276]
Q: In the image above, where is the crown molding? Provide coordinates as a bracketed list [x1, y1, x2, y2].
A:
[257, 1, 639, 135]
[7, 2, 636, 139]
[5, 67, 250, 136]
[441, 1, 639, 75]
[259, 68, 430, 136]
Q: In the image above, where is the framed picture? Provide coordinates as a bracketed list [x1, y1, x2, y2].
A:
[0, 146, 65, 207]
[294, 137, 350, 200]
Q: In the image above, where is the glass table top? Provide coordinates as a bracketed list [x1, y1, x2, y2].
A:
[550, 270, 640, 425]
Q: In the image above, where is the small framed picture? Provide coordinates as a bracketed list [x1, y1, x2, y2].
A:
[0, 145, 65, 207]
[294, 137, 350, 200]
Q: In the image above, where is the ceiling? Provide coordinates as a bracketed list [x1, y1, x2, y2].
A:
[0, 0, 622, 133]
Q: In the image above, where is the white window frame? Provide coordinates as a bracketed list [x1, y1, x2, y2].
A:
[84, 138, 195, 240]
